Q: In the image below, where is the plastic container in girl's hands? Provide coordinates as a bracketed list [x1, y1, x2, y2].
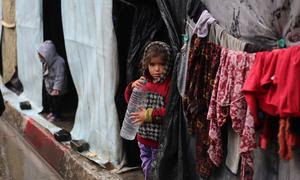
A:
[120, 83, 148, 140]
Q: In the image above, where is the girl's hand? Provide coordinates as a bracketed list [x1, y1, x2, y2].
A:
[131, 76, 146, 89]
[131, 108, 146, 125]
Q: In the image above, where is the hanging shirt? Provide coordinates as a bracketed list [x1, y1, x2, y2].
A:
[207, 48, 256, 180]
[243, 46, 300, 123]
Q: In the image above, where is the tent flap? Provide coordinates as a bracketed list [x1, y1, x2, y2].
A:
[16, 0, 43, 110]
[61, 0, 123, 166]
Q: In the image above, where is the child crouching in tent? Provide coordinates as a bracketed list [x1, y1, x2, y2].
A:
[124, 41, 172, 180]
[38, 40, 68, 122]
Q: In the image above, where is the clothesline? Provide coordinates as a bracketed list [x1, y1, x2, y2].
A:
[180, 8, 300, 180]
[186, 9, 291, 52]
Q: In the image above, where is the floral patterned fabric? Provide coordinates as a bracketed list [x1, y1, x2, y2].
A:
[207, 48, 256, 180]
[183, 35, 221, 177]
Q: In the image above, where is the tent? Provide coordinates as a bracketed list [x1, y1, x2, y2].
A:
[1, 0, 299, 179]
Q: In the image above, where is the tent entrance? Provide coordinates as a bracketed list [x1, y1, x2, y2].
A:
[42, 0, 78, 131]
[114, 0, 171, 167]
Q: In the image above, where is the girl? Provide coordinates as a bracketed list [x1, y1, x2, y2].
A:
[124, 41, 172, 180]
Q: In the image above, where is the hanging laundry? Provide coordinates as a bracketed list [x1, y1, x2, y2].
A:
[207, 48, 256, 180]
[243, 46, 300, 120]
[209, 22, 246, 51]
[178, 12, 215, 96]
[183, 35, 221, 177]
[193, 10, 216, 38]
[177, 18, 195, 97]
[226, 123, 241, 174]
[201, 11, 253, 174]
[243, 45, 300, 160]
[208, 21, 269, 53]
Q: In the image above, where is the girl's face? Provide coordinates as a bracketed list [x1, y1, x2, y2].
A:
[148, 56, 165, 81]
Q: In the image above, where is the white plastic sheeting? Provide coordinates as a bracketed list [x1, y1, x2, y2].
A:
[61, 1, 123, 165]
[15, 0, 43, 110]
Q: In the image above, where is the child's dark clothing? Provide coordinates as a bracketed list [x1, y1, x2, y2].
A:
[45, 93, 62, 118]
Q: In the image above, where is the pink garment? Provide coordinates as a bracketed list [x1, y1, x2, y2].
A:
[207, 48, 256, 180]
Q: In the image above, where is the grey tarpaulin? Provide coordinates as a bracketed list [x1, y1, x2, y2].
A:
[152, 0, 193, 179]
[125, 2, 165, 83]
[202, 0, 300, 48]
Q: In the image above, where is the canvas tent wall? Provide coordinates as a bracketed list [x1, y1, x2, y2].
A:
[61, 0, 123, 165]
[16, 0, 43, 110]
[14, 0, 123, 167]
